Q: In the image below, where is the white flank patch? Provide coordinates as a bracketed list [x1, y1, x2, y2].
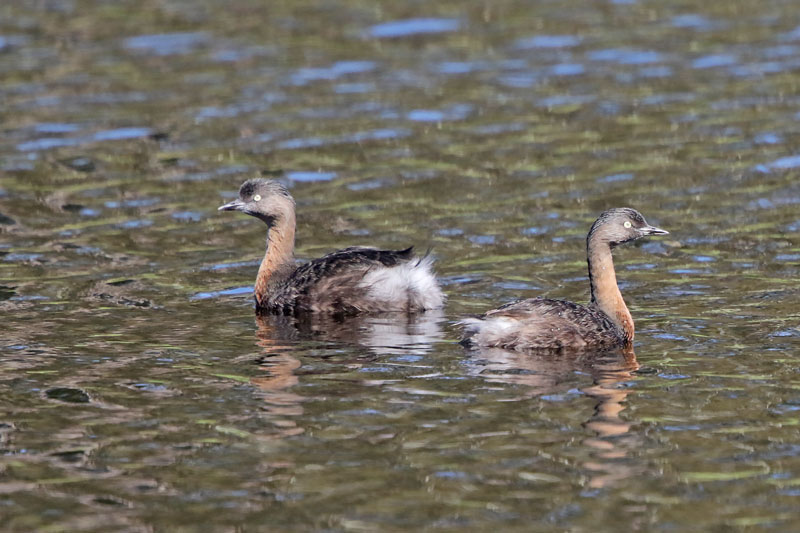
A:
[358, 255, 445, 311]
[458, 316, 520, 345]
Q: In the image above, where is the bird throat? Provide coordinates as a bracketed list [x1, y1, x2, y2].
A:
[588, 241, 635, 343]
[254, 223, 296, 308]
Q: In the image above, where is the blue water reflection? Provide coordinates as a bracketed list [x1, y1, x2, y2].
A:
[366, 18, 460, 38]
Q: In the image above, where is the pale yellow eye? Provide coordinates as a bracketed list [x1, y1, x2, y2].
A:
[623, 221, 632, 228]
[253, 194, 261, 202]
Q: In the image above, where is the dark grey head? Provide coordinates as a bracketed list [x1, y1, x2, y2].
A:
[218, 178, 295, 226]
[587, 207, 668, 248]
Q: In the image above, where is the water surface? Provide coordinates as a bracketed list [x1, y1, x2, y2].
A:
[3, 0, 800, 530]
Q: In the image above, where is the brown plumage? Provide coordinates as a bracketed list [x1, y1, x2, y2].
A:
[460, 208, 668, 352]
[219, 178, 445, 316]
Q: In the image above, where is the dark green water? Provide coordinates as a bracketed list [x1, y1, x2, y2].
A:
[3, 0, 800, 530]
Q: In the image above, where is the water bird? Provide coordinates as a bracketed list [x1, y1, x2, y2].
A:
[460, 208, 668, 351]
[219, 178, 445, 315]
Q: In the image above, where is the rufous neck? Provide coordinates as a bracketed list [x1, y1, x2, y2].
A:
[587, 239, 634, 343]
[254, 214, 296, 308]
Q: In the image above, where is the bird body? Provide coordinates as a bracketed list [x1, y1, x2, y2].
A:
[460, 208, 667, 352]
[460, 297, 625, 352]
[219, 179, 444, 316]
[259, 245, 443, 315]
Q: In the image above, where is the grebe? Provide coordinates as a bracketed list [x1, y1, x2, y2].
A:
[219, 178, 445, 315]
[460, 208, 667, 351]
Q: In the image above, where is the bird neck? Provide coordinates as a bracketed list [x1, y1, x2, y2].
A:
[254, 214, 296, 308]
[587, 238, 634, 344]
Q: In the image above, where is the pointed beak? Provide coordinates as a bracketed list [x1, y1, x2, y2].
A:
[218, 199, 245, 212]
[644, 225, 669, 236]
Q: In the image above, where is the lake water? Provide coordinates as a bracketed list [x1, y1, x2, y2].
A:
[3, 0, 800, 530]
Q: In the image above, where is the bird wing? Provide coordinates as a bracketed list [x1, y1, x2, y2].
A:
[271, 246, 416, 313]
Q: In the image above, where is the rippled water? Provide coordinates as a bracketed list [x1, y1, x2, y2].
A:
[3, 0, 800, 530]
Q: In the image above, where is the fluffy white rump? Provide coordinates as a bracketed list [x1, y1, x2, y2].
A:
[459, 316, 522, 346]
[358, 255, 445, 311]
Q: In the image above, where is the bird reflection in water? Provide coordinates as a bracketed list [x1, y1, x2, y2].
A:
[579, 348, 641, 489]
[250, 311, 445, 436]
[251, 316, 305, 440]
[256, 309, 445, 356]
[465, 346, 641, 489]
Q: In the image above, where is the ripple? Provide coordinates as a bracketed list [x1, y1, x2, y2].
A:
[116, 219, 153, 229]
[597, 172, 634, 183]
[45, 387, 90, 403]
[105, 198, 159, 208]
[550, 63, 585, 76]
[754, 132, 783, 145]
[521, 226, 548, 236]
[209, 45, 274, 63]
[0, 35, 29, 51]
[468, 235, 496, 245]
[407, 109, 444, 122]
[407, 104, 472, 122]
[285, 171, 337, 182]
[692, 54, 737, 69]
[195, 102, 271, 120]
[774, 254, 800, 262]
[497, 72, 540, 88]
[201, 260, 259, 272]
[93, 127, 153, 141]
[764, 45, 799, 58]
[290, 61, 377, 85]
[16, 127, 153, 152]
[588, 48, 664, 65]
[515, 35, 582, 49]
[34, 123, 81, 134]
[470, 123, 526, 135]
[537, 95, 595, 108]
[670, 14, 718, 30]
[347, 128, 409, 142]
[169, 164, 251, 182]
[172, 211, 205, 222]
[436, 228, 463, 236]
[123, 32, 210, 55]
[730, 62, 786, 77]
[625, 263, 657, 270]
[780, 25, 800, 41]
[434, 61, 480, 75]
[59, 156, 96, 172]
[366, 18, 460, 39]
[276, 137, 325, 150]
[496, 281, 538, 290]
[3, 253, 43, 263]
[758, 154, 800, 172]
[16, 137, 79, 151]
[669, 268, 711, 275]
[276, 128, 410, 150]
[638, 66, 673, 77]
[191, 286, 252, 300]
[334, 83, 375, 94]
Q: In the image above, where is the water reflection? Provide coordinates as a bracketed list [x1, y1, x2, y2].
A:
[580, 350, 642, 489]
[465, 347, 640, 489]
[251, 318, 305, 439]
[250, 311, 445, 437]
[255, 310, 445, 356]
